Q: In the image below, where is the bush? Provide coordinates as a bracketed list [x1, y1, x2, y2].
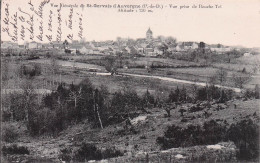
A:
[157, 120, 227, 149]
[227, 118, 259, 161]
[2, 144, 29, 156]
[101, 147, 124, 159]
[243, 89, 255, 100]
[20, 64, 41, 78]
[157, 118, 259, 161]
[2, 124, 19, 143]
[142, 89, 155, 108]
[59, 143, 123, 162]
[73, 143, 102, 161]
[26, 55, 39, 60]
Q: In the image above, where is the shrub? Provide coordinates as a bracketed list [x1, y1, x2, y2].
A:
[2, 124, 19, 143]
[166, 70, 173, 75]
[59, 144, 123, 162]
[73, 143, 102, 161]
[20, 64, 41, 78]
[227, 118, 259, 161]
[101, 147, 124, 159]
[142, 89, 155, 108]
[2, 144, 29, 156]
[243, 89, 255, 100]
[188, 105, 204, 113]
[157, 120, 227, 149]
[157, 118, 259, 161]
[202, 120, 227, 144]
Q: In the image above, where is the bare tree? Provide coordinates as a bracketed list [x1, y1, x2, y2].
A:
[50, 57, 59, 74]
[2, 59, 9, 87]
[68, 87, 83, 108]
[21, 79, 35, 122]
[93, 89, 103, 129]
[216, 68, 228, 85]
[232, 73, 252, 89]
[212, 68, 228, 101]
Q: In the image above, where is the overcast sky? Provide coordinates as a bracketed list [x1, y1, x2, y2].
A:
[1, 0, 260, 47]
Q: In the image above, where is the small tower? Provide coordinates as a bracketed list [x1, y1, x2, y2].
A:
[146, 27, 153, 41]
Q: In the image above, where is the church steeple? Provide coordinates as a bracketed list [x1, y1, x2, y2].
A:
[146, 27, 153, 41]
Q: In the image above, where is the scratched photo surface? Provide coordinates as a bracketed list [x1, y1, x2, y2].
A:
[1, 0, 260, 162]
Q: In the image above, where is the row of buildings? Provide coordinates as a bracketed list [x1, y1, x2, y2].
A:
[1, 28, 232, 56]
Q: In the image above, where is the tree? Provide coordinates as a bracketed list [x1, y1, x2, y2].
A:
[142, 89, 155, 108]
[93, 89, 103, 129]
[68, 86, 83, 108]
[179, 108, 186, 116]
[116, 52, 123, 68]
[255, 84, 259, 99]
[63, 39, 69, 50]
[2, 59, 9, 87]
[227, 118, 259, 160]
[165, 36, 177, 45]
[199, 42, 206, 54]
[104, 56, 117, 75]
[199, 42, 205, 48]
[232, 73, 251, 89]
[216, 68, 227, 85]
[50, 57, 59, 74]
[211, 68, 227, 102]
[158, 43, 168, 54]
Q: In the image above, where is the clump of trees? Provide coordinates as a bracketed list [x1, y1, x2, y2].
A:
[157, 118, 259, 161]
[156, 120, 227, 149]
[168, 85, 233, 104]
[2, 77, 157, 136]
[20, 63, 42, 78]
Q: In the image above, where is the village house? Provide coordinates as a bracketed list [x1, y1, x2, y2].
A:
[176, 43, 185, 51]
[134, 45, 145, 55]
[154, 47, 164, 55]
[210, 44, 231, 54]
[28, 41, 42, 49]
[124, 46, 138, 55]
[243, 52, 252, 57]
[182, 42, 198, 50]
[18, 45, 26, 49]
[51, 41, 63, 49]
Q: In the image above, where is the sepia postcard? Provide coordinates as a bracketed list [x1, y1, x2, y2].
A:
[1, 0, 260, 162]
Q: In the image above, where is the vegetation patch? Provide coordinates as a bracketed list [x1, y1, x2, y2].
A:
[59, 143, 123, 162]
[157, 118, 259, 161]
[2, 144, 30, 156]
